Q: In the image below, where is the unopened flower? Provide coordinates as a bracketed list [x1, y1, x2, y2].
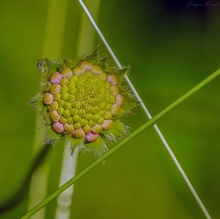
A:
[31, 47, 137, 156]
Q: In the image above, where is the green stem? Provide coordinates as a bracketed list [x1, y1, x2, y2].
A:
[20, 68, 220, 219]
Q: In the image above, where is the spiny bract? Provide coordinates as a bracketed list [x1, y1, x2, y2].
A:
[31, 47, 137, 156]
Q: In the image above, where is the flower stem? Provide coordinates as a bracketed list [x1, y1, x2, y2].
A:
[21, 68, 220, 219]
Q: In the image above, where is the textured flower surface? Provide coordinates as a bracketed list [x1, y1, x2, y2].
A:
[32, 48, 137, 156]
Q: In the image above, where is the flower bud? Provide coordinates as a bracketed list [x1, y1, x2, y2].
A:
[44, 92, 53, 105]
[102, 120, 113, 130]
[52, 122, 64, 133]
[86, 132, 99, 142]
[33, 47, 137, 156]
[50, 72, 62, 84]
[74, 129, 85, 138]
[62, 68, 73, 78]
[107, 74, 118, 85]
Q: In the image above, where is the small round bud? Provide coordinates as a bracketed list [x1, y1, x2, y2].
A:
[61, 85, 68, 93]
[84, 113, 93, 120]
[83, 124, 92, 133]
[81, 118, 88, 127]
[80, 61, 92, 70]
[44, 92, 53, 105]
[92, 124, 102, 133]
[67, 95, 75, 102]
[105, 104, 112, 111]
[52, 122, 64, 133]
[53, 93, 61, 101]
[78, 109, 86, 117]
[89, 120, 96, 127]
[111, 104, 120, 115]
[50, 72, 62, 84]
[107, 74, 118, 85]
[104, 111, 113, 120]
[63, 102, 71, 110]
[68, 87, 76, 95]
[84, 70, 93, 77]
[50, 111, 60, 122]
[73, 66, 84, 75]
[57, 107, 64, 115]
[70, 108, 78, 115]
[67, 117, 74, 124]
[50, 84, 61, 94]
[60, 77, 69, 85]
[70, 75, 78, 82]
[92, 114, 100, 122]
[99, 102, 106, 110]
[62, 68, 73, 78]
[97, 117, 104, 125]
[72, 101, 80, 109]
[99, 72, 108, 80]
[86, 132, 99, 142]
[64, 123, 74, 133]
[110, 95, 116, 104]
[116, 94, 124, 106]
[73, 115, 81, 123]
[74, 128, 85, 138]
[102, 120, 113, 130]
[92, 65, 102, 74]
[63, 110, 71, 118]
[111, 86, 119, 95]
[60, 116, 67, 124]
[61, 92, 69, 101]
[58, 100, 65, 107]
[74, 122, 81, 129]
[50, 101, 59, 111]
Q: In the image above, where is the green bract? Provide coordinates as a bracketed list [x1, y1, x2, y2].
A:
[32, 48, 137, 156]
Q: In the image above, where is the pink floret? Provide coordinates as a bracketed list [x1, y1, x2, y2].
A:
[52, 122, 64, 134]
[86, 132, 99, 142]
[50, 72, 62, 84]
[116, 94, 124, 106]
[107, 74, 118, 86]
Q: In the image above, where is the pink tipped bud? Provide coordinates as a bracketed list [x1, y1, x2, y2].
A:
[111, 104, 120, 115]
[86, 132, 99, 142]
[80, 61, 92, 70]
[116, 94, 124, 106]
[74, 128, 85, 139]
[44, 92, 53, 105]
[64, 123, 74, 133]
[72, 66, 84, 76]
[111, 86, 119, 95]
[92, 124, 102, 134]
[92, 65, 102, 74]
[52, 122, 64, 134]
[50, 84, 61, 94]
[50, 72, 62, 84]
[61, 68, 73, 79]
[102, 120, 113, 130]
[107, 74, 118, 85]
[50, 111, 60, 122]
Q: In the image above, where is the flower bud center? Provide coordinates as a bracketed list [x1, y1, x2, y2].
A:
[44, 62, 124, 140]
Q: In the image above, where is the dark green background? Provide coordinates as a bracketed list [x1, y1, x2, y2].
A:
[0, 0, 220, 218]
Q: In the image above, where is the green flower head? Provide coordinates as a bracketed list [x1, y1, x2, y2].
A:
[32, 47, 137, 156]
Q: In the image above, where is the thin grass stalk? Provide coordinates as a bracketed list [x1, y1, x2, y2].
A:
[21, 68, 220, 219]
[78, 1, 212, 218]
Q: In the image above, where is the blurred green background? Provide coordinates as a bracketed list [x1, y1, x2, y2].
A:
[0, 0, 220, 218]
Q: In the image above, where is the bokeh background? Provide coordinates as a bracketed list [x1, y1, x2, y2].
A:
[0, 0, 220, 218]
